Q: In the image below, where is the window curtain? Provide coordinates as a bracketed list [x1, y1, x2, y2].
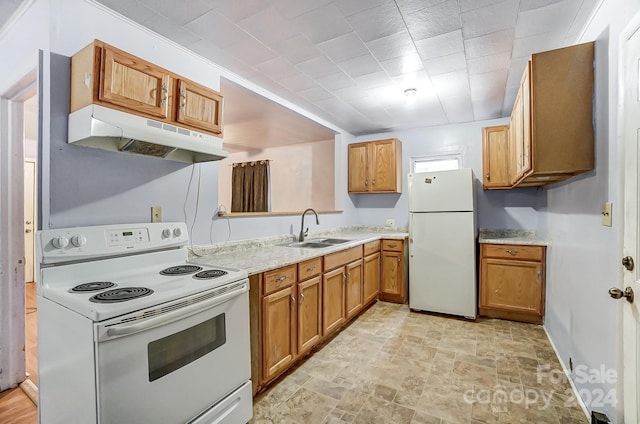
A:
[231, 160, 269, 212]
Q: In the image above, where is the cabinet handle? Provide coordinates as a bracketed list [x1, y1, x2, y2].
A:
[397, 257, 401, 264]
[347, 271, 351, 280]
[388, 243, 397, 248]
[290, 295, 296, 309]
[306, 266, 316, 272]
[342, 273, 346, 284]
[364, 179, 368, 186]
[160, 83, 168, 106]
[486, 173, 490, 181]
[537, 268, 541, 282]
[300, 292, 305, 304]
[505, 249, 519, 255]
[372, 179, 376, 186]
[180, 89, 186, 112]
[275, 275, 286, 287]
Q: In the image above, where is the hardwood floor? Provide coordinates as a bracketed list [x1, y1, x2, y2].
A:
[0, 282, 38, 424]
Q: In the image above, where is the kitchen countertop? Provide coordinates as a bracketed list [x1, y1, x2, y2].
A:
[188, 227, 408, 275]
[478, 229, 550, 246]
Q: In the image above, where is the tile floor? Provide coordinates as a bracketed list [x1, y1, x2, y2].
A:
[250, 302, 589, 424]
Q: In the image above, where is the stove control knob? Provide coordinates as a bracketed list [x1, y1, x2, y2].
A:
[71, 235, 87, 247]
[51, 236, 69, 249]
[173, 228, 183, 237]
[162, 228, 172, 238]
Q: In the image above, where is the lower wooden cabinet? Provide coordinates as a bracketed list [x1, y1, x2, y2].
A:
[262, 285, 296, 382]
[380, 239, 406, 303]
[479, 243, 546, 324]
[363, 251, 380, 305]
[297, 276, 322, 356]
[323, 267, 346, 335]
[345, 259, 363, 319]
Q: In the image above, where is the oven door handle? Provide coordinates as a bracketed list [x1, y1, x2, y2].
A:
[100, 282, 248, 341]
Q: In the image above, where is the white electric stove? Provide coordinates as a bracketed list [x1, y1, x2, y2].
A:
[36, 222, 253, 424]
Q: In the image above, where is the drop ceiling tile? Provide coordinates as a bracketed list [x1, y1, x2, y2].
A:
[502, 85, 519, 114]
[97, 0, 155, 24]
[461, 0, 518, 39]
[167, 27, 202, 47]
[314, 97, 361, 116]
[414, 30, 464, 61]
[141, 12, 183, 38]
[405, 0, 462, 40]
[298, 86, 335, 101]
[315, 72, 356, 90]
[338, 54, 384, 78]
[210, 0, 269, 22]
[231, 38, 277, 66]
[467, 51, 511, 75]
[237, 7, 297, 45]
[317, 32, 370, 63]
[505, 56, 529, 88]
[430, 70, 470, 99]
[353, 71, 393, 90]
[396, 0, 450, 15]
[296, 55, 342, 78]
[563, 0, 599, 43]
[470, 69, 508, 101]
[472, 97, 504, 120]
[512, 31, 564, 58]
[189, 38, 241, 66]
[273, 0, 333, 19]
[423, 52, 467, 76]
[520, 0, 566, 12]
[346, 2, 406, 42]
[333, 85, 367, 101]
[274, 71, 317, 91]
[439, 94, 475, 123]
[273, 35, 323, 64]
[459, 0, 507, 12]
[185, 9, 248, 45]
[366, 31, 417, 62]
[464, 29, 514, 58]
[138, 0, 212, 26]
[253, 57, 298, 80]
[515, 0, 581, 38]
[293, 3, 353, 43]
[380, 53, 424, 76]
[334, 0, 389, 17]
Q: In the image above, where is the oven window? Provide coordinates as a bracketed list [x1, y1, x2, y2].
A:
[147, 313, 226, 382]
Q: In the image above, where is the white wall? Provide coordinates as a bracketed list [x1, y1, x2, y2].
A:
[352, 119, 545, 231]
[541, 1, 640, 421]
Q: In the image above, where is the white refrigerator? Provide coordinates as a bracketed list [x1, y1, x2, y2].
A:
[408, 168, 477, 319]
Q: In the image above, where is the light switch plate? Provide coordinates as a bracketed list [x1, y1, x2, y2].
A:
[602, 202, 612, 227]
[151, 206, 162, 223]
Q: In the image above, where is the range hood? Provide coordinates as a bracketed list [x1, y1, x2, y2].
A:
[68, 105, 228, 163]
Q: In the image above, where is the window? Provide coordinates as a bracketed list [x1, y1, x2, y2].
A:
[411, 153, 462, 173]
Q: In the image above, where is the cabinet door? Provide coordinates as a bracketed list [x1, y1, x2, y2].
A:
[519, 64, 532, 178]
[297, 277, 322, 356]
[348, 143, 370, 192]
[371, 139, 398, 192]
[322, 267, 346, 335]
[345, 259, 363, 319]
[482, 126, 510, 189]
[510, 90, 524, 185]
[100, 45, 170, 119]
[262, 286, 296, 381]
[480, 258, 543, 316]
[175, 79, 223, 134]
[381, 250, 404, 302]
[363, 252, 380, 305]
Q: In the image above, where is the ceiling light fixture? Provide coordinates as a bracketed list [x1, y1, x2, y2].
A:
[404, 88, 417, 104]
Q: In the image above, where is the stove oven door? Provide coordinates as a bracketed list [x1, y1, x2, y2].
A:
[94, 280, 251, 424]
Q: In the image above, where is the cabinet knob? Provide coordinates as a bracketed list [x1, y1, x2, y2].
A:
[372, 179, 376, 186]
[160, 83, 168, 106]
[505, 249, 519, 255]
[365, 179, 368, 186]
[299, 292, 305, 304]
[397, 257, 401, 264]
[290, 295, 296, 309]
[536, 268, 541, 281]
[180, 89, 187, 112]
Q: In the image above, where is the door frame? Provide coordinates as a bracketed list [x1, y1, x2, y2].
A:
[620, 9, 640, 423]
[24, 158, 37, 284]
[0, 61, 39, 390]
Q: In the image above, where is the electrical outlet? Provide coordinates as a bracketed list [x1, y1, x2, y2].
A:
[601, 202, 612, 227]
[385, 219, 395, 227]
[151, 206, 162, 223]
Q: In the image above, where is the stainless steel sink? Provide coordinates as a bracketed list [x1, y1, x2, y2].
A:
[306, 238, 351, 244]
[281, 238, 351, 248]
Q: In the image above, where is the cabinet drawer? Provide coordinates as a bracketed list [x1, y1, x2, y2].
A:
[324, 246, 362, 271]
[298, 257, 322, 281]
[382, 239, 403, 252]
[482, 244, 544, 261]
[263, 265, 296, 296]
[363, 240, 380, 256]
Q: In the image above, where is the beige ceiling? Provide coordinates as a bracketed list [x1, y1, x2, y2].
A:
[1, 0, 602, 149]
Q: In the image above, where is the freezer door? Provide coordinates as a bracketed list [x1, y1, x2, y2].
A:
[408, 169, 475, 212]
[409, 211, 477, 318]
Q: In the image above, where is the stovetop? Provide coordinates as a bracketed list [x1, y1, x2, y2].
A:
[36, 222, 248, 322]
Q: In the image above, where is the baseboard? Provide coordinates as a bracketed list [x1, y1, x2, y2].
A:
[19, 378, 37, 406]
[542, 327, 590, 421]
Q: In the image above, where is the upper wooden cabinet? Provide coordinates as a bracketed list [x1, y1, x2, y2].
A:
[482, 125, 510, 189]
[482, 42, 594, 190]
[348, 139, 402, 193]
[70, 40, 224, 136]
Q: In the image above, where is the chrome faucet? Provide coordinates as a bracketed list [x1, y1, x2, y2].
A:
[299, 208, 319, 242]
